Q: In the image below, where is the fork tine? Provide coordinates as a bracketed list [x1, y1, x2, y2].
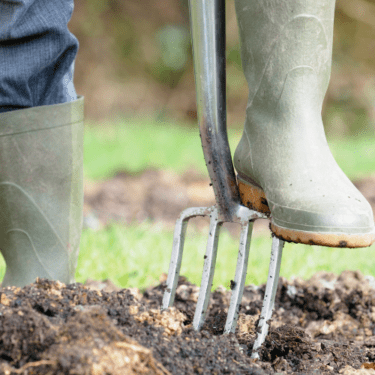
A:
[224, 220, 254, 334]
[162, 207, 209, 310]
[192, 206, 223, 331]
[251, 236, 284, 359]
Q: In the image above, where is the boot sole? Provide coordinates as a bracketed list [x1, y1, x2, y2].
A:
[270, 223, 375, 248]
[237, 174, 375, 248]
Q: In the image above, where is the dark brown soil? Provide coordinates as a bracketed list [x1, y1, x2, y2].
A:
[1, 271, 375, 374]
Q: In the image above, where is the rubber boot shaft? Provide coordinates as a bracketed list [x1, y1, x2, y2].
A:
[0, 97, 84, 286]
[233, 0, 375, 247]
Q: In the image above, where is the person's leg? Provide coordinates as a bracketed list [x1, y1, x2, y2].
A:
[0, 0, 84, 287]
[0, 0, 78, 112]
[234, 0, 375, 247]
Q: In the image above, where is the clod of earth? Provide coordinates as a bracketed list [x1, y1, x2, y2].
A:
[1, 271, 375, 374]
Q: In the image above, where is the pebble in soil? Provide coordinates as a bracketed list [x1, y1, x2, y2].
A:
[1, 271, 375, 374]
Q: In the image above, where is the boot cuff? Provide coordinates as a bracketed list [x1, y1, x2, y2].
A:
[0, 96, 84, 136]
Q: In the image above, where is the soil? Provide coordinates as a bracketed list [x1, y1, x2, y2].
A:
[1, 172, 375, 374]
[83, 169, 375, 234]
[2, 272, 375, 374]
[83, 169, 217, 229]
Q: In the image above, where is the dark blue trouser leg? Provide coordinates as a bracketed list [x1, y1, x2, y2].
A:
[0, 0, 78, 113]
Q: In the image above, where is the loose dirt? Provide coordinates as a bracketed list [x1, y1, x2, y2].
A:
[1, 271, 375, 374]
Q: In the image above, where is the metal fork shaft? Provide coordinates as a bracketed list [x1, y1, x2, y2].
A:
[190, 0, 241, 221]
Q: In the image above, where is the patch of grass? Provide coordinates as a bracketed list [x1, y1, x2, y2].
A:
[84, 117, 209, 180]
[0, 257, 4, 281]
[329, 135, 375, 180]
[84, 118, 375, 181]
[0, 222, 373, 288]
[76, 222, 375, 290]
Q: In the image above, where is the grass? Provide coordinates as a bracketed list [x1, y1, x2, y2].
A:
[83, 117, 209, 180]
[84, 117, 375, 181]
[329, 135, 375, 180]
[76, 221, 375, 290]
[1, 218, 374, 290]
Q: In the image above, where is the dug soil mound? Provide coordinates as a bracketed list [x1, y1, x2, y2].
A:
[2, 271, 375, 374]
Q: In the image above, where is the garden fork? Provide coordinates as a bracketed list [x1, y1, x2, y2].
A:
[162, 0, 285, 358]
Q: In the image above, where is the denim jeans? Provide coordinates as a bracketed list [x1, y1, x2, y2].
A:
[0, 0, 78, 113]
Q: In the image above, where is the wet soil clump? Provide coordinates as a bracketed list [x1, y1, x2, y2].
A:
[1, 271, 375, 374]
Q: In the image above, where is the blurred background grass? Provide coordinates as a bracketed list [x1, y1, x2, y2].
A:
[83, 118, 375, 182]
[77, 221, 375, 291]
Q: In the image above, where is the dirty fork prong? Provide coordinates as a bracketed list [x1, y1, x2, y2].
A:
[192, 206, 223, 330]
[251, 237, 285, 359]
[224, 220, 254, 334]
[162, 206, 212, 310]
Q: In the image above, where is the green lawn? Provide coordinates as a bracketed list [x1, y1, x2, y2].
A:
[1, 117, 374, 288]
[329, 135, 375, 180]
[84, 117, 375, 181]
[83, 117, 209, 180]
[77, 221, 375, 291]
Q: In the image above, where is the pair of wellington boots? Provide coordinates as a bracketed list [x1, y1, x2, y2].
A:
[0, 97, 84, 287]
[234, 0, 375, 248]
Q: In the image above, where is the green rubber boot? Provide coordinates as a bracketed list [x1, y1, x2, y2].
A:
[233, 0, 375, 248]
[0, 97, 84, 287]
